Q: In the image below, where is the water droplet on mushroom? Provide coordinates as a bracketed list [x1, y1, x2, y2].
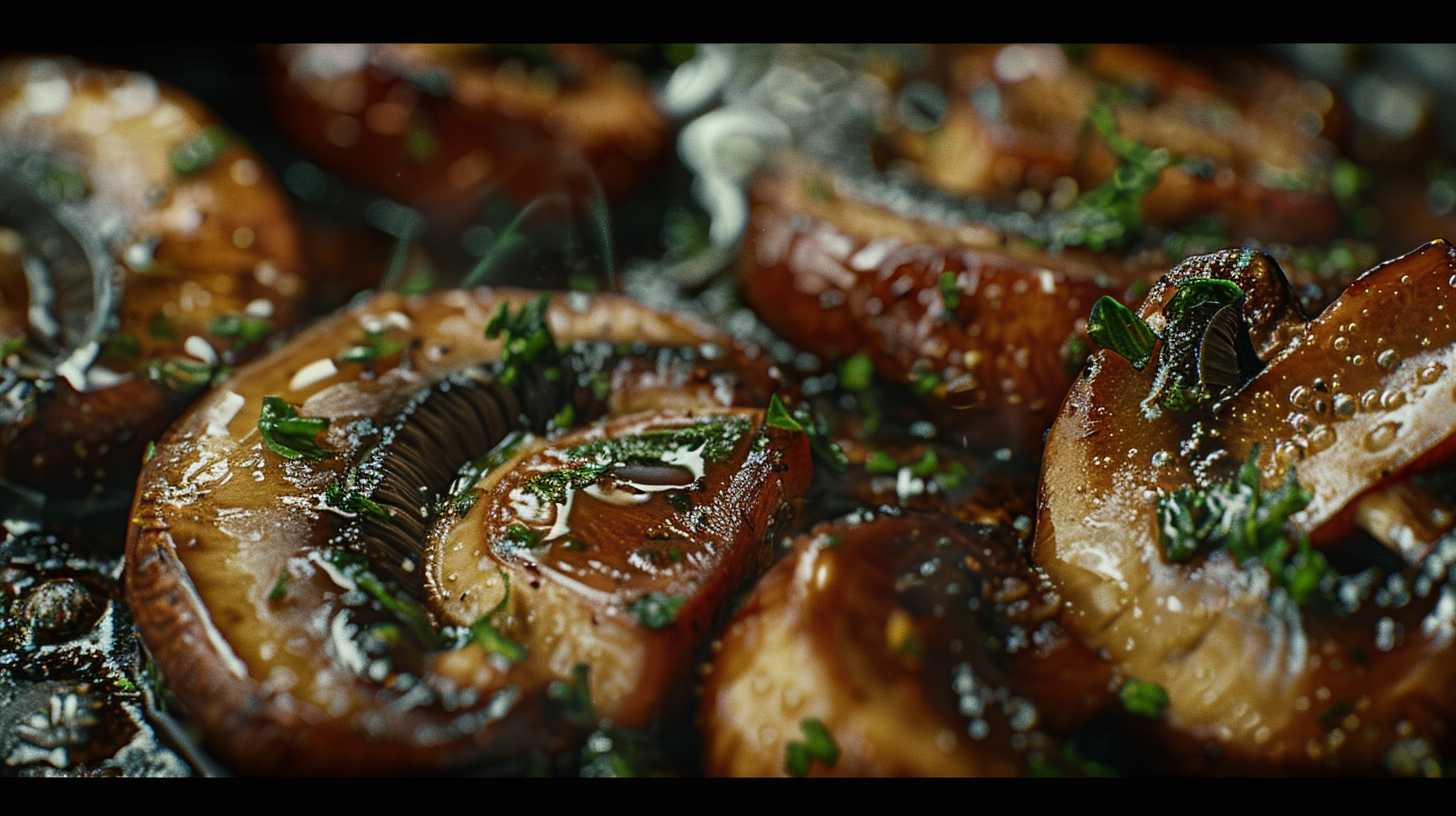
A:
[1288, 412, 1314, 433]
[1308, 424, 1336, 453]
[1274, 440, 1303, 467]
[1418, 363, 1446, 385]
[1381, 390, 1406, 410]
[1364, 421, 1401, 452]
[1377, 349, 1400, 370]
[1360, 389, 1382, 411]
[1332, 393, 1356, 418]
[1151, 451, 1171, 467]
[1289, 385, 1312, 410]
[1332, 336, 1349, 352]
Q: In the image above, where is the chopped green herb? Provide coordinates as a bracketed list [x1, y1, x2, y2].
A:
[170, 126, 230, 176]
[1162, 279, 1245, 325]
[790, 400, 849, 473]
[864, 450, 900, 475]
[485, 293, 562, 388]
[323, 483, 388, 522]
[469, 570, 527, 665]
[934, 461, 969, 492]
[785, 718, 839, 776]
[145, 358, 226, 392]
[40, 162, 87, 203]
[911, 369, 941, 396]
[339, 330, 403, 364]
[0, 336, 25, 358]
[501, 524, 542, 551]
[209, 313, 276, 345]
[579, 725, 661, 778]
[1157, 446, 1330, 604]
[547, 663, 595, 724]
[1054, 99, 1172, 251]
[257, 396, 333, 460]
[525, 416, 749, 504]
[765, 393, 804, 432]
[143, 440, 157, 463]
[628, 592, 685, 630]
[665, 490, 692, 512]
[908, 449, 939, 478]
[837, 352, 875, 392]
[550, 403, 576, 431]
[938, 270, 961, 311]
[268, 571, 289, 602]
[112, 677, 136, 692]
[322, 549, 438, 645]
[1118, 678, 1169, 719]
[149, 315, 176, 340]
[1087, 296, 1156, 370]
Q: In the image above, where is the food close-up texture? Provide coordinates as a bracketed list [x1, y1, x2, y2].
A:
[3, 44, 1456, 776]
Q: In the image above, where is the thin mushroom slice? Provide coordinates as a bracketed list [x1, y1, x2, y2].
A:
[429, 407, 811, 731]
[125, 288, 802, 775]
[1036, 244, 1456, 772]
[700, 511, 1111, 777]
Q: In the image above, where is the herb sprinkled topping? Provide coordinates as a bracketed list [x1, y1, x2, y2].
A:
[469, 569, 527, 665]
[784, 718, 840, 777]
[1157, 445, 1330, 604]
[485, 293, 561, 388]
[170, 126, 230, 176]
[627, 592, 685, 630]
[1054, 99, 1173, 251]
[1118, 679, 1169, 719]
[258, 396, 333, 460]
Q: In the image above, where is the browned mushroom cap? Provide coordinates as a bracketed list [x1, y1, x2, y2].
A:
[699, 510, 1112, 777]
[1035, 244, 1456, 772]
[892, 45, 1343, 244]
[741, 156, 1162, 452]
[266, 44, 667, 212]
[0, 56, 308, 507]
[125, 289, 808, 775]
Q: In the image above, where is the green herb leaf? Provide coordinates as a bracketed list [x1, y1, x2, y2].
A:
[785, 718, 839, 776]
[765, 393, 804, 432]
[323, 550, 438, 645]
[791, 401, 849, 473]
[339, 330, 403, 364]
[911, 369, 941, 396]
[170, 126, 230, 176]
[1118, 678, 1169, 719]
[864, 450, 900, 475]
[258, 396, 333, 460]
[209, 313, 277, 345]
[837, 352, 875, 392]
[547, 663, 595, 724]
[628, 592, 685, 630]
[145, 358, 227, 393]
[1163, 279, 1245, 325]
[485, 293, 561, 388]
[268, 572, 289, 602]
[323, 483, 388, 522]
[938, 270, 961, 311]
[1087, 296, 1156, 370]
[1054, 99, 1172, 251]
[469, 569, 527, 665]
[0, 336, 25, 358]
[40, 161, 87, 203]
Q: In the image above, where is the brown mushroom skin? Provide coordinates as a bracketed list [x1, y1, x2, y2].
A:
[0, 56, 308, 503]
[266, 44, 667, 213]
[1034, 244, 1456, 772]
[429, 407, 811, 731]
[699, 511, 1112, 777]
[125, 289, 799, 775]
[893, 45, 1342, 244]
[741, 159, 1160, 452]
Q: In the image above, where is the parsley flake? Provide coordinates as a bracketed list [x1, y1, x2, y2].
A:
[1118, 678, 1169, 719]
[258, 396, 333, 460]
[785, 718, 839, 776]
[628, 592, 685, 630]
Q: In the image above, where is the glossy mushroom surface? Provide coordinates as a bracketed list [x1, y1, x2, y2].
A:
[124, 289, 809, 774]
[0, 56, 308, 507]
[1034, 245, 1456, 771]
[700, 510, 1111, 777]
[266, 44, 667, 212]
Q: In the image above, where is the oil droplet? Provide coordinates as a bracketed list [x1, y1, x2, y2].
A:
[1377, 349, 1399, 370]
[1308, 424, 1336, 453]
[1364, 421, 1401, 452]
[1381, 390, 1406, 410]
[1332, 336, 1349, 352]
[1332, 393, 1356, 418]
[1274, 440, 1304, 467]
[1289, 385, 1312, 410]
[1418, 363, 1446, 385]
